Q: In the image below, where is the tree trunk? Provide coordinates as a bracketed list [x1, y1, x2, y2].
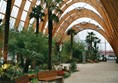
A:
[31, 60, 36, 69]
[36, 17, 39, 36]
[20, 55, 24, 68]
[24, 58, 30, 73]
[4, 0, 12, 63]
[71, 34, 73, 59]
[48, 9, 52, 70]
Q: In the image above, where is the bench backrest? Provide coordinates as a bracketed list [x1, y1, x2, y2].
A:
[38, 70, 57, 79]
[15, 75, 29, 83]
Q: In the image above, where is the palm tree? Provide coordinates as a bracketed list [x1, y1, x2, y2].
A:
[85, 32, 100, 61]
[93, 37, 101, 60]
[4, 0, 12, 63]
[29, 5, 45, 36]
[85, 32, 95, 50]
[67, 29, 76, 59]
[41, 0, 63, 70]
[9, 28, 49, 72]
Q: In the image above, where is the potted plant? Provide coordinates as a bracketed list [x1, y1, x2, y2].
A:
[0, 63, 23, 83]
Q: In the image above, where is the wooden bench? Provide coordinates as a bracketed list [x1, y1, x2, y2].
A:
[15, 75, 30, 83]
[37, 70, 64, 83]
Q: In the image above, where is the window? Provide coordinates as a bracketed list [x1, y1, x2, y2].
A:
[29, 18, 34, 24]
[0, 14, 4, 19]
[11, 6, 19, 18]
[18, 21, 24, 31]
[0, 0, 7, 13]
[10, 17, 16, 28]
[24, 0, 31, 11]
[14, 0, 22, 7]
[21, 11, 27, 21]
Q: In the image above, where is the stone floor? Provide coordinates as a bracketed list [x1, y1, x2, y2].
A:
[64, 60, 118, 83]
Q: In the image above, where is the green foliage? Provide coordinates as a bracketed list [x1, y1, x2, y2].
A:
[67, 29, 77, 59]
[73, 41, 85, 62]
[85, 32, 101, 61]
[29, 5, 45, 35]
[60, 41, 71, 62]
[8, 28, 48, 72]
[6, 64, 23, 80]
[30, 78, 39, 83]
[67, 29, 76, 36]
[42, 0, 63, 70]
[0, 63, 23, 80]
[63, 71, 71, 78]
[29, 5, 45, 19]
[69, 60, 77, 72]
[60, 40, 85, 63]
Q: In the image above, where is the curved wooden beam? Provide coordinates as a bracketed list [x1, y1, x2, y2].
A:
[100, 0, 118, 56]
[58, 23, 109, 44]
[53, 9, 111, 41]
[58, 0, 112, 35]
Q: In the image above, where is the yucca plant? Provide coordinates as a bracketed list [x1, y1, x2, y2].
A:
[0, 63, 23, 82]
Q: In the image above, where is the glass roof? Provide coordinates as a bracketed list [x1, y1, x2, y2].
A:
[0, 0, 113, 51]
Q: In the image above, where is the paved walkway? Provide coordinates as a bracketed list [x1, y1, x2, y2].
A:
[64, 60, 118, 83]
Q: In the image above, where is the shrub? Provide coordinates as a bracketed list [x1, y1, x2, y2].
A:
[63, 71, 71, 78]
[0, 63, 23, 81]
[30, 78, 38, 83]
[69, 60, 77, 72]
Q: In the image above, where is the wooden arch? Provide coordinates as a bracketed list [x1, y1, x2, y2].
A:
[57, 23, 109, 43]
[39, 0, 112, 35]
[100, 0, 118, 56]
[53, 9, 111, 41]
[58, 0, 112, 34]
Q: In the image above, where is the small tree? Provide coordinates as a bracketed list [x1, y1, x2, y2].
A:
[41, 0, 63, 70]
[67, 29, 76, 59]
[29, 5, 45, 36]
[9, 28, 48, 73]
[85, 32, 100, 61]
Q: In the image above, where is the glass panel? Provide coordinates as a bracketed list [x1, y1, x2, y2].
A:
[0, 14, 4, 24]
[0, 0, 7, 13]
[11, 6, 19, 18]
[36, 0, 41, 5]
[10, 17, 16, 29]
[21, 11, 27, 21]
[24, 0, 31, 11]
[18, 21, 24, 31]
[29, 18, 34, 24]
[0, 14, 4, 19]
[14, 0, 22, 7]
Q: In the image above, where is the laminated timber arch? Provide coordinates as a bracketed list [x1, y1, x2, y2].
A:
[39, 0, 112, 35]
[57, 23, 108, 43]
[100, 0, 118, 56]
[58, 0, 112, 35]
[53, 8, 111, 41]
